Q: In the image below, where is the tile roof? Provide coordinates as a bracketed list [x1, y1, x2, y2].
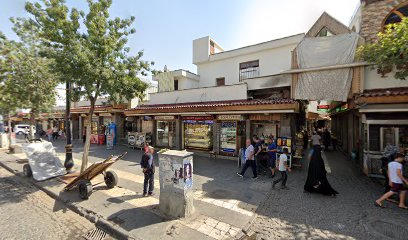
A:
[359, 87, 408, 97]
[130, 98, 296, 110]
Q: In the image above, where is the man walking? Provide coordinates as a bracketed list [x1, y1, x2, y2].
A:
[267, 136, 277, 178]
[375, 153, 408, 209]
[237, 139, 257, 179]
[141, 146, 155, 197]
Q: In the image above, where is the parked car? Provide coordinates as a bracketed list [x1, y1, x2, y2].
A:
[14, 124, 36, 135]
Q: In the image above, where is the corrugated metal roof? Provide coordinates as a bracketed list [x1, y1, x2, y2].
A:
[129, 98, 296, 111]
[360, 87, 408, 97]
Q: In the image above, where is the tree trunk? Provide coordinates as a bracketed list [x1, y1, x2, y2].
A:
[81, 99, 96, 173]
[8, 112, 12, 150]
[29, 110, 36, 140]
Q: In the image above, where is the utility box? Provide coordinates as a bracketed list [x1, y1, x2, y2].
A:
[158, 150, 194, 218]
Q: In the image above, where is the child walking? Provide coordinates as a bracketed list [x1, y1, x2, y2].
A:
[273, 148, 291, 189]
[375, 153, 408, 209]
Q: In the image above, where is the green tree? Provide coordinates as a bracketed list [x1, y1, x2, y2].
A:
[0, 23, 58, 140]
[25, 0, 151, 172]
[358, 17, 408, 80]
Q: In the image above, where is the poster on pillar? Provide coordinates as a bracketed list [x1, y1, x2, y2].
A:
[183, 159, 193, 189]
[171, 161, 184, 189]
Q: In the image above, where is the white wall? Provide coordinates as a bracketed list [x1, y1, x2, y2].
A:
[147, 84, 247, 105]
[364, 67, 408, 90]
[193, 37, 210, 64]
[196, 43, 298, 88]
[178, 77, 198, 90]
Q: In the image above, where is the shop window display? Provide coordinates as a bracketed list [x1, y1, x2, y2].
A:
[220, 122, 237, 153]
[184, 118, 213, 150]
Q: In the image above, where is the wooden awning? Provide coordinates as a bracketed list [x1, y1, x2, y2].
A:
[125, 99, 299, 116]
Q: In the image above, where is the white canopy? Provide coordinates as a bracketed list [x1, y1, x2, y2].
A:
[294, 33, 360, 101]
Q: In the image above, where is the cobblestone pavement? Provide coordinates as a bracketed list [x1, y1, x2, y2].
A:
[249, 150, 408, 240]
[0, 166, 97, 240]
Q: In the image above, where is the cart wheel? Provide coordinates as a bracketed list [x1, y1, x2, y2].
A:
[23, 164, 32, 177]
[104, 171, 118, 189]
[78, 179, 93, 200]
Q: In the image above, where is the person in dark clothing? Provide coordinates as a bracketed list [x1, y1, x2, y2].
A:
[304, 147, 338, 196]
[303, 130, 309, 150]
[141, 146, 155, 196]
[323, 129, 331, 151]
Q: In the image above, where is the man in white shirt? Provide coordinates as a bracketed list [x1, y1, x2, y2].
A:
[273, 148, 291, 189]
[237, 139, 258, 179]
[375, 153, 408, 209]
[310, 132, 321, 147]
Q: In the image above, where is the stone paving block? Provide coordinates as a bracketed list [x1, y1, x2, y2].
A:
[205, 217, 220, 228]
[197, 223, 215, 236]
[215, 221, 230, 232]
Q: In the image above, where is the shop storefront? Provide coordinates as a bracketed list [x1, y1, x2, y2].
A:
[249, 114, 280, 138]
[183, 116, 214, 150]
[362, 112, 408, 177]
[155, 116, 176, 148]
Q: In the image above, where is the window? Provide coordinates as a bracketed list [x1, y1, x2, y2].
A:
[174, 79, 179, 90]
[317, 27, 334, 37]
[216, 77, 225, 86]
[383, 4, 408, 26]
[239, 60, 259, 81]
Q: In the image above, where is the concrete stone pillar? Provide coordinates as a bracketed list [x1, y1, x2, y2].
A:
[158, 150, 194, 218]
[174, 118, 181, 150]
[246, 119, 251, 140]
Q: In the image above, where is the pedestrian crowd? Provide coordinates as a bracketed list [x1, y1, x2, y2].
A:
[237, 129, 338, 196]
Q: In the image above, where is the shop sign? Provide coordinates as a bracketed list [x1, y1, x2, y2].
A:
[128, 133, 136, 147]
[144, 116, 153, 121]
[106, 134, 114, 150]
[317, 105, 329, 110]
[183, 116, 213, 121]
[99, 113, 112, 117]
[217, 115, 242, 121]
[334, 104, 349, 113]
[154, 116, 174, 120]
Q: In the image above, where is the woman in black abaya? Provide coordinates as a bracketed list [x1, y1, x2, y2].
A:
[304, 147, 338, 196]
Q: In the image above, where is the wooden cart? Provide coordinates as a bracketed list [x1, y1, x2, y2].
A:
[64, 152, 127, 199]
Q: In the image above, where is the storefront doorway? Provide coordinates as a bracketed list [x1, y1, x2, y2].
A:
[156, 119, 176, 148]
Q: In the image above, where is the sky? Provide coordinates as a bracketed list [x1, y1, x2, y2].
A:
[0, 0, 360, 105]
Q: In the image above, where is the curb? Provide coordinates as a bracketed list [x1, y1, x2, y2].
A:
[0, 158, 133, 240]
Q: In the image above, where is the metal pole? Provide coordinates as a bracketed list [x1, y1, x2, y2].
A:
[64, 79, 74, 171]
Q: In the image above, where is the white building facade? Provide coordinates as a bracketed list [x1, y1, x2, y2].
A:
[126, 34, 304, 154]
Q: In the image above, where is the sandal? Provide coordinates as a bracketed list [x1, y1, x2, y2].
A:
[398, 206, 408, 210]
[374, 202, 386, 208]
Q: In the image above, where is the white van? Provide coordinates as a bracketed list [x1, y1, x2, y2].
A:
[14, 124, 36, 135]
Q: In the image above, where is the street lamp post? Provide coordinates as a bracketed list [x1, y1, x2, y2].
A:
[64, 79, 74, 171]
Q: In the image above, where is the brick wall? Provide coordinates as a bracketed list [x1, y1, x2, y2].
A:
[360, 0, 407, 42]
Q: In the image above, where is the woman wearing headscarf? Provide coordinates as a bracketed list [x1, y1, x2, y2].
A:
[304, 147, 338, 196]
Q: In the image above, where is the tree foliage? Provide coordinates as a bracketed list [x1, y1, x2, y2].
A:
[24, 0, 152, 171]
[358, 17, 408, 80]
[0, 20, 58, 132]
